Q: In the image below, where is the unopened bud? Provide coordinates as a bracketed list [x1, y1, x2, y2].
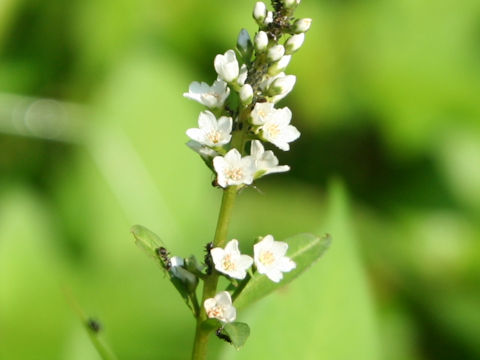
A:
[239, 84, 253, 105]
[253, 2, 267, 24]
[293, 18, 312, 33]
[268, 74, 296, 98]
[264, 11, 274, 25]
[254, 31, 269, 52]
[267, 44, 285, 62]
[283, 0, 301, 8]
[285, 33, 305, 54]
[268, 55, 291, 76]
[237, 29, 253, 62]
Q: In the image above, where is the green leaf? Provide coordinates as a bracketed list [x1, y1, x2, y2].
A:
[233, 233, 331, 309]
[223, 322, 250, 349]
[130, 224, 198, 312]
[201, 318, 222, 332]
[130, 224, 167, 270]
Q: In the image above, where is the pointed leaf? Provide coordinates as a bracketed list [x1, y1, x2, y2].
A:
[130, 225, 195, 311]
[130, 224, 167, 269]
[223, 322, 250, 349]
[233, 233, 331, 309]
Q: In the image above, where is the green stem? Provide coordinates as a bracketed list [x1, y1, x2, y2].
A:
[191, 186, 238, 360]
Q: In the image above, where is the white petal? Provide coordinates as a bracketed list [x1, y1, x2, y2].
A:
[198, 110, 217, 130]
[210, 247, 226, 269]
[215, 291, 232, 306]
[281, 125, 300, 143]
[223, 305, 236, 323]
[204, 298, 216, 311]
[186, 128, 205, 144]
[278, 256, 296, 272]
[266, 269, 283, 282]
[225, 239, 240, 254]
[229, 269, 247, 280]
[250, 140, 264, 159]
[224, 148, 242, 164]
[217, 116, 233, 134]
[238, 254, 254, 269]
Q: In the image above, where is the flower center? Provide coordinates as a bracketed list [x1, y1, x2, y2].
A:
[225, 167, 243, 181]
[207, 305, 224, 319]
[264, 122, 280, 139]
[259, 250, 276, 265]
[222, 254, 236, 271]
[207, 130, 221, 144]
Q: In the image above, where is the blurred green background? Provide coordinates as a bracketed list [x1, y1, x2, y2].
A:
[1, 0, 480, 359]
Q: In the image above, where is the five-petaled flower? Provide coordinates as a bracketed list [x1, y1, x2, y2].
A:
[213, 149, 256, 188]
[257, 106, 300, 151]
[204, 291, 236, 323]
[183, 80, 230, 109]
[250, 140, 290, 177]
[254, 234, 296, 282]
[186, 111, 232, 147]
[210, 239, 253, 279]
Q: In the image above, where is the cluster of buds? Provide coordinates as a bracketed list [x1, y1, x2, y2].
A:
[184, 0, 311, 189]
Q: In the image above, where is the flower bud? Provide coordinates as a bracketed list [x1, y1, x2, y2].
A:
[267, 44, 285, 62]
[264, 11, 274, 25]
[267, 74, 296, 101]
[237, 29, 253, 59]
[239, 84, 253, 105]
[283, 0, 301, 8]
[214, 50, 239, 83]
[254, 31, 269, 52]
[285, 33, 305, 54]
[253, 2, 267, 25]
[293, 18, 312, 33]
[268, 55, 291, 76]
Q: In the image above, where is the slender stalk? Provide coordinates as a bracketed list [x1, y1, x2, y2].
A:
[191, 186, 238, 360]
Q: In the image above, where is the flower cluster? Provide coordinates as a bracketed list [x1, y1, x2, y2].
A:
[184, 0, 311, 188]
[205, 235, 296, 323]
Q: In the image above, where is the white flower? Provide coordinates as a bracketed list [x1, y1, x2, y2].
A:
[237, 64, 248, 85]
[293, 18, 312, 33]
[250, 140, 290, 176]
[186, 111, 232, 147]
[204, 291, 236, 323]
[214, 50, 239, 83]
[213, 149, 256, 187]
[183, 80, 230, 108]
[253, 2, 267, 24]
[240, 84, 253, 105]
[254, 31, 269, 52]
[265, 72, 296, 103]
[285, 33, 305, 54]
[210, 239, 253, 279]
[261, 106, 300, 151]
[267, 44, 285, 62]
[250, 102, 276, 125]
[268, 55, 291, 76]
[254, 235, 296, 283]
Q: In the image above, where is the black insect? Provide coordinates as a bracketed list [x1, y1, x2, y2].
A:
[156, 246, 171, 270]
[87, 318, 102, 333]
[216, 328, 232, 344]
[204, 242, 214, 275]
